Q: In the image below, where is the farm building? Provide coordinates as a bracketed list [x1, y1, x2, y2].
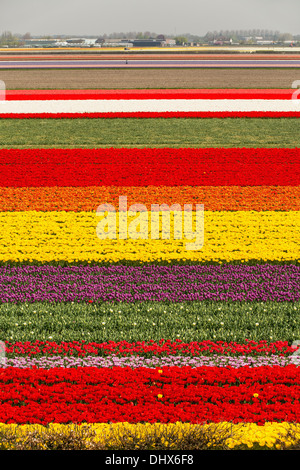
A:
[120, 39, 165, 47]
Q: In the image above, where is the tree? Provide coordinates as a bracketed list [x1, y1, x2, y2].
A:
[0, 31, 20, 46]
[174, 35, 188, 45]
[278, 33, 293, 42]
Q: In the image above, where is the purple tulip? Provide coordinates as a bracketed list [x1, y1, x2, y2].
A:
[0, 264, 298, 303]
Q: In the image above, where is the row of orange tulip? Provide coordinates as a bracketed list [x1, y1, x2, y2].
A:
[0, 186, 299, 212]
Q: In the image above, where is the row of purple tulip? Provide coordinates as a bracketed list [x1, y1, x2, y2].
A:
[0, 263, 299, 303]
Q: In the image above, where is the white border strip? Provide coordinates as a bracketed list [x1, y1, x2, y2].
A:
[0, 99, 299, 114]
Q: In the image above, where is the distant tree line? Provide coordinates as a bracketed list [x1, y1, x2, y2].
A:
[0, 31, 21, 46]
[97, 31, 163, 40]
[0, 31, 53, 46]
[0, 29, 298, 47]
[204, 29, 294, 41]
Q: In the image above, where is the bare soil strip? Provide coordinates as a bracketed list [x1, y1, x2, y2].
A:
[0, 68, 298, 89]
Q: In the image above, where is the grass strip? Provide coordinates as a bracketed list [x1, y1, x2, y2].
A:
[1, 118, 300, 148]
[0, 301, 299, 344]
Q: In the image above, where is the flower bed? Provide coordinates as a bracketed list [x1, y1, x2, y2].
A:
[3, 339, 297, 358]
[0, 366, 300, 425]
[0, 264, 299, 302]
[4, 89, 298, 100]
[0, 87, 299, 449]
[1, 111, 300, 119]
[0, 147, 299, 186]
[0, 186, 299, 211]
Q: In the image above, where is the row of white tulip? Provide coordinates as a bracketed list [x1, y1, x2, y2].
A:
[0, 99, 300, 114]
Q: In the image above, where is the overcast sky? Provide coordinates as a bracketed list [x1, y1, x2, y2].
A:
[1, 0, 299, 36]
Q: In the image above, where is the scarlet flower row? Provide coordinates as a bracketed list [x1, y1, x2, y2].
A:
[0, 365, 299, 424]
[1, 112, 300, 119]
[4, 89, 297, 100]
[4, 339, 296, 357]
[0, 148, 299, 187]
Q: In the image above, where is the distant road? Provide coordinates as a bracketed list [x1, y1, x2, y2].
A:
[1, 59, 300, 68]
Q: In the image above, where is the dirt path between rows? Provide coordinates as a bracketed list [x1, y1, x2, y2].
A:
[0, 68, 299, 89]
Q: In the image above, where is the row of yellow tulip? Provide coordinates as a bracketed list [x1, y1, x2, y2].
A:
[0, 210, 298, 262]
[0, 422, 299, 450]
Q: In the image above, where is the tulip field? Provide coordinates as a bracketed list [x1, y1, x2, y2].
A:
[0, 81, 300, 451]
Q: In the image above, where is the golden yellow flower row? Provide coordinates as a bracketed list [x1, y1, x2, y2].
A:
[0, 210, 299, 262]
[0, 422, 299, 450]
